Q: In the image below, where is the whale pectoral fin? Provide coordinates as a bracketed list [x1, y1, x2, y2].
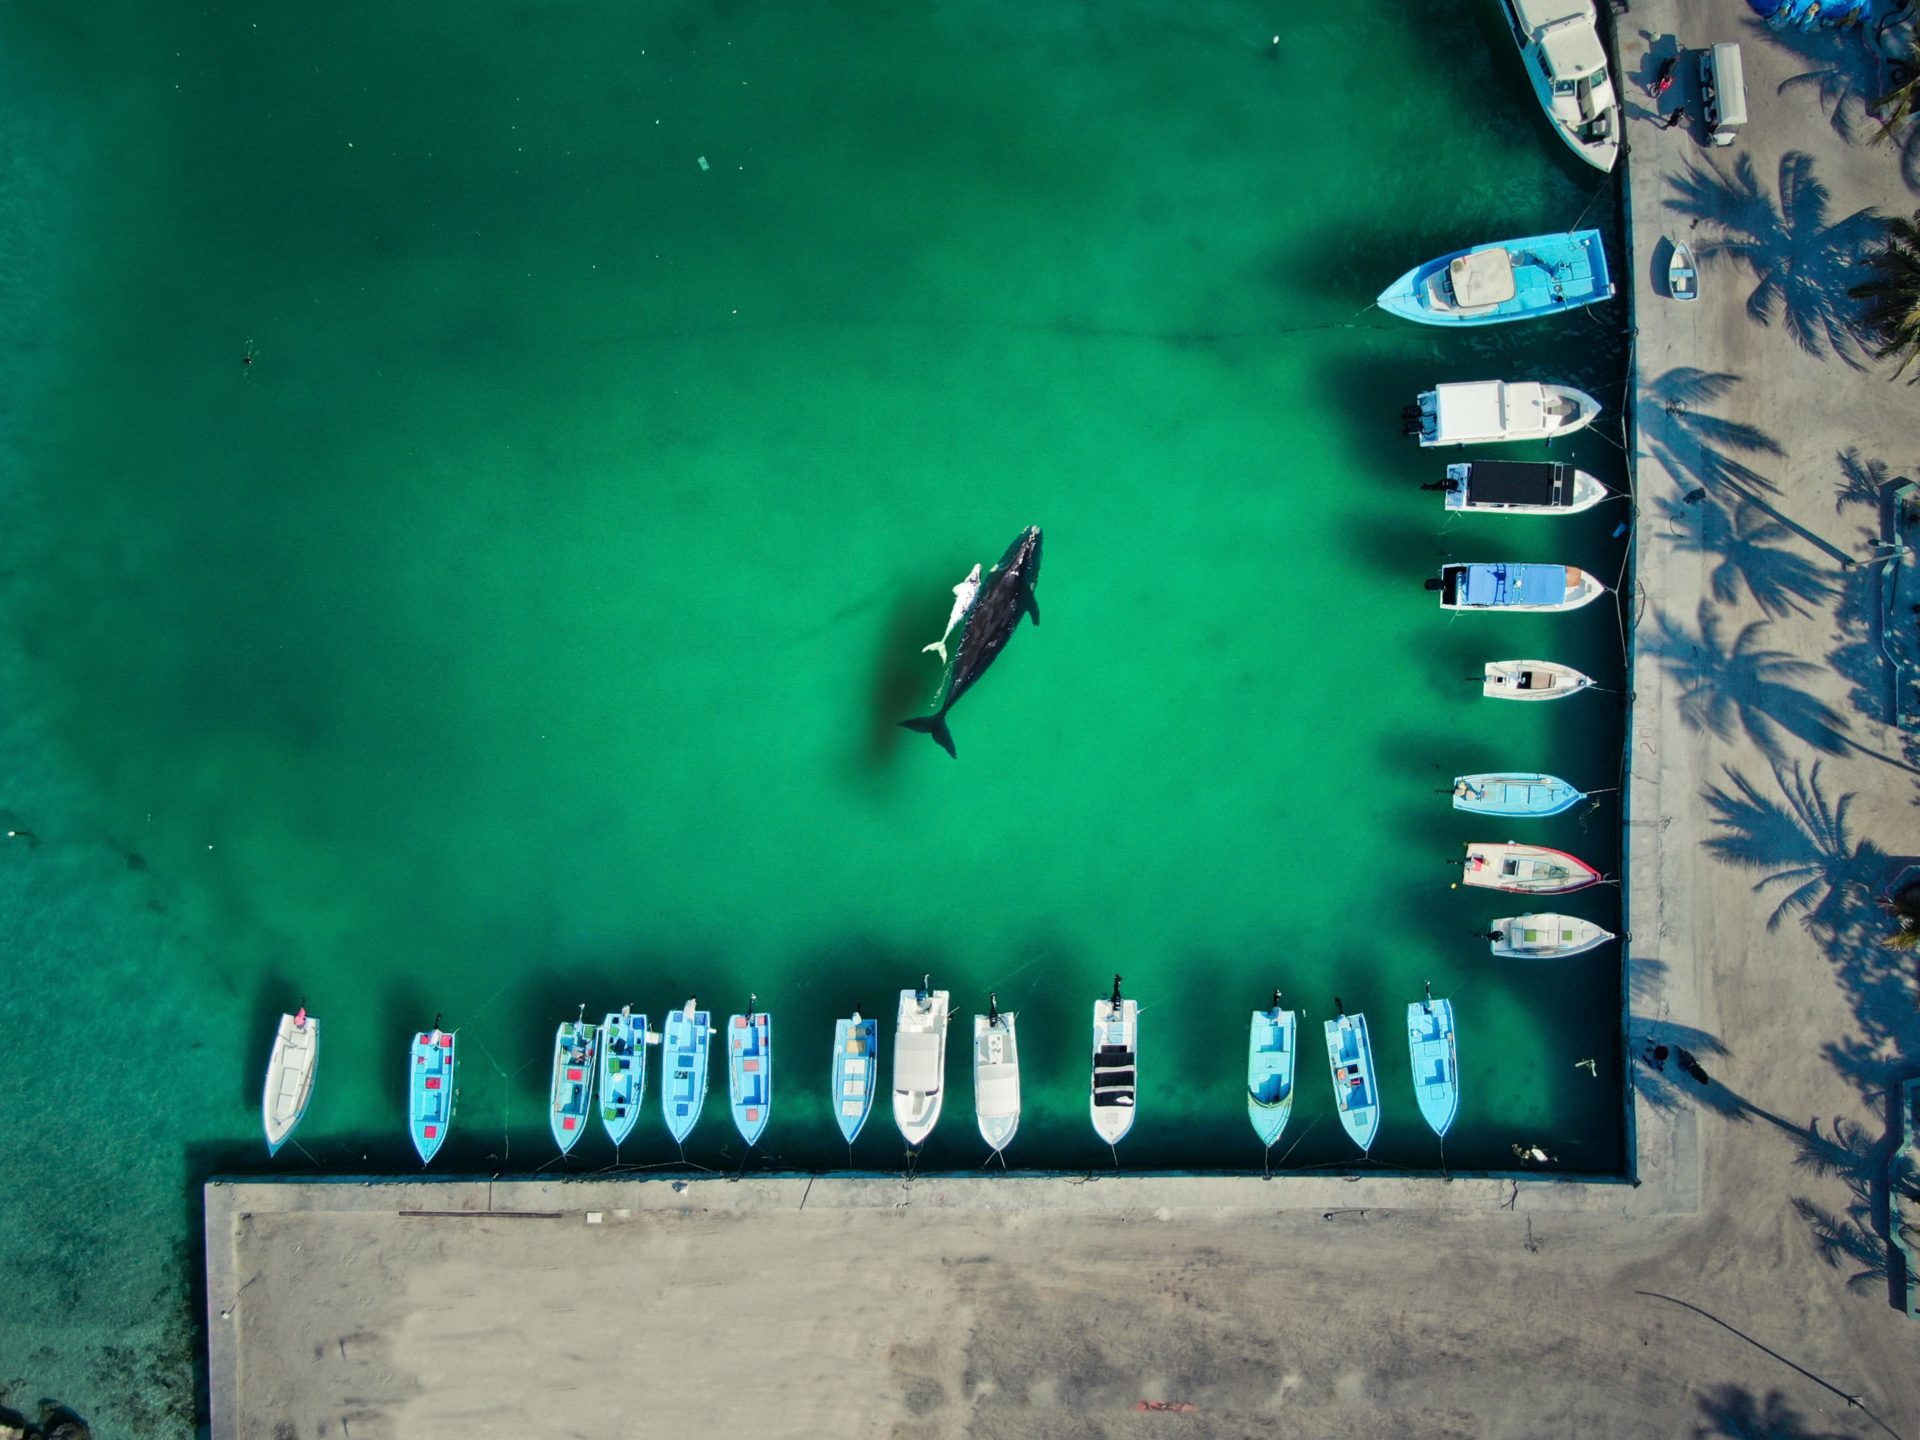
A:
[1022, 588, 1040, 626]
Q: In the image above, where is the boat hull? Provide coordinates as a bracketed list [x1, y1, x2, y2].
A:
[661, 1006, 711, 1145]
[832, 1015, 879, 1146]
[892, 988, 951, 1147]
[728, 1011, 773, 1147]
[263, 1012, 320, 1157]
[408, 1028, 456, 1166]
[1378, 231, 1613, 327]
[1246, 1007, 1296, 1147]
[598, 1011, 647, 1148]
[1324, 1014, 1379, 1153]
[1490, 912, 1616, 958]
[1500, 0, 1621, 172]
[1091, 997, 1139, 1146]
[973, 1013, 1022, 1154]
[1414, 381, 1601, 447]
[1482, 659, 1594, 701]
[1452, 773, 1587, 818]
[1407, 1000, 1460, 1139]
[550, 1020, 598, 1155]
[1462, 843, 1601, 894]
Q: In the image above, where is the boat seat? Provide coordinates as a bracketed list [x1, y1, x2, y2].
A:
[1094, 1070, 1136, 1089]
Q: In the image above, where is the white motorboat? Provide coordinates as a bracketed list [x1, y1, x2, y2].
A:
[1407, 380, 1601, 447]
[1489, 912, 1617, 958]
[892, 978, 950, 1147]
[263, 1007, 320, 1156]
[1499, 0, 1621, 172]
[1482, 658, 1595, 701]
[1436, 460, 1608, 516]
[972, 995, 1021, 1154]
[1090, 975, 1138, 1146]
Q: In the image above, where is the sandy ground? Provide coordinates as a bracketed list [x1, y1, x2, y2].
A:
[204, 1, 1920, 1436]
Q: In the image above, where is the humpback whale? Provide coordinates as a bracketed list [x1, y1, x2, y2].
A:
[900, 527, 1042, 758]
[921, 563, 982, 665]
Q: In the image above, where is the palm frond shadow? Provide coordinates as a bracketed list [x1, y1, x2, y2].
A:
[1657, 491, 1836, 618]
[1642, 368, 1785, 497]
[1645, 602, 1852, 763]
[1693, 1381, 1851, 1439]
[1666, 151, 1881, 365]
[1703, 760, 1887, 933]
[1833, 445, 1895, 516]
[1765, 16, 1884, 146]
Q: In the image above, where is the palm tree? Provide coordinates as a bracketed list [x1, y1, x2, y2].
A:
[1668, 152, 1882, 365]
[1849, 209, 1920, 380]
[1658, 492, 1834, 618]
[1647, 603, 1852, 763]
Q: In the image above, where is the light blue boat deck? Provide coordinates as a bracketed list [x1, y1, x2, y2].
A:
[832, 1013, 878, 1145]
[728, 1011, 772, 1147]
[549, 1020, 597, 1155]
[1378, 230, 1612, 326]
[1246, 1006, 1296, 1147]
[407, 1028, 455, 1166]
[1407, 999, 1460, 1139]
[1452, 772, 1586, 818]
[598, 1010, 647, 1148]
[1324, 1013, 1380, 1153]
[661, 1005, 711, 1145]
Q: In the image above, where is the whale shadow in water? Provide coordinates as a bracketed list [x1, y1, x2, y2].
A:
[854, 579, 947, 777]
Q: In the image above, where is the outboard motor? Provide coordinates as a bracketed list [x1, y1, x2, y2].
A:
[1423, 577, 1444, 591]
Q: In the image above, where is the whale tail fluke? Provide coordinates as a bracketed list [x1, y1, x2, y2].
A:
[921, 640, 949, 663]
[900, 713, 957, 759]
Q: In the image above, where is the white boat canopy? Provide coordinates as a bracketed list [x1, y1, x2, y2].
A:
[977, 1072, 1018, 1115]
[1447, 249, 1518, 310]
[1540, 18, 1608, 83]
[895, 1032, 942, 1090]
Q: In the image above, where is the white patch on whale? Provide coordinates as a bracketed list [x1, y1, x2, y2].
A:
[921, 563, 981, 664]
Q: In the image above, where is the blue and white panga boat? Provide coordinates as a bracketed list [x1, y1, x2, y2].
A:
[1246, 992, 1297, 1149]
[1324, 1010, 1379, 1153]
[1434, 562, 1606, 613]
[408, 1025, 456, 1166]
[832, 1011, 879, 1146]
[263, 1007, 319, 1157]
[598, 1007, 648, 1148]
[1091, 975, 1139, 1147]
[1489, 912, 1615, 959]
[973, 994, 1021, 1155]
[893, 979, 950, 1148]
[1436, 460, 1607, 516]
[549, 1012, 598, 1155]
[1407, 991, 1460, 1139]
[728, 1005, 772, 1148]
[1452, 772, 1586, 818]
[1378, 231, 1613, 326]
[662, 1000, 712, 1146]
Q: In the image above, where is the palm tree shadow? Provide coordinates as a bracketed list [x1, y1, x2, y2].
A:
[1657, 491, 1837, 618]
[1701, 759, 1888, 932]
[1644, 602, 1853, 763]
[1764, 15, 1885, 146]
[1666, 151, 1882, 366]
[1641, 368, 1786, 497]
[1693, 1381, 1851, 1439]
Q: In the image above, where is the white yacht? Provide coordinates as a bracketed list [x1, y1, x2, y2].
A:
[1090, 975, 1138, 1146]
[1407, 380, 1600, 447]
[972, 995, 1021, 1154]
[892, 979, 950, 1147]
[1499, 0, 1621, 172]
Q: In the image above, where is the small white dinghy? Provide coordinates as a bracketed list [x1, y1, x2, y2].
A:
[263, 1007, 319, 1156]
[1668, 241, 1698, 301]
[1090, 974, 1138, 1147]
[972, 994, 1021, 1155]
[1483, 658, 1594, 702]
[1489, 913, 1617, 958]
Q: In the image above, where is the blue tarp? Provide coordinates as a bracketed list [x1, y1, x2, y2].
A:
[1461, 563, 1567, 608]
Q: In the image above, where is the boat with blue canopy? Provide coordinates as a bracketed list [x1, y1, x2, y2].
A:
[832, 1011, 879, 1146]
[1325, 1010, 1379, 1153]
[408, 1024, 456, 1166]
[1407, 990, 1460, 1139]
[1434, 562, 1606, 613]
[727, 1003, 772, 1148]
[662, 1000, 712, 1146]
[1452, 772, 1586, 818]
[1379, 231, 1613, 326]
[549, 1010, 598, 1155]
[598, 1006, 648, 1148]
[1247, 992, 1296, 1149]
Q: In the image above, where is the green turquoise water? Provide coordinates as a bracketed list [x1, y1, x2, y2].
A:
[0, 0, 1626, 1429]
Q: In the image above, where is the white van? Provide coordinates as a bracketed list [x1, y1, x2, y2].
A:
[1700, 42, 1747, 147]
